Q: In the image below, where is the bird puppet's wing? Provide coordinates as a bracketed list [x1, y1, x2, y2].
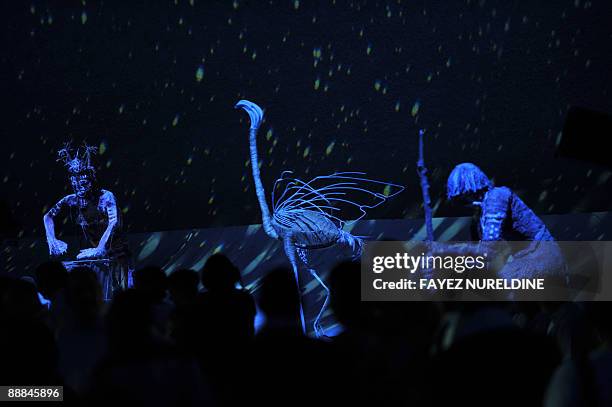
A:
[271, 171, 404, 229]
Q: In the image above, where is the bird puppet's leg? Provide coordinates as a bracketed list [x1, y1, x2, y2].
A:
[296, 247, 329, 338]
[283, 237, 307, 334]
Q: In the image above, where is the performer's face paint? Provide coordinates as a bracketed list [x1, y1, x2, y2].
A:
[71, 173, 93, 198]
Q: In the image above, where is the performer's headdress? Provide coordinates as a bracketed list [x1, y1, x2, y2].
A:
[57, 142, 98, 176]
[447, 162, 492, 199]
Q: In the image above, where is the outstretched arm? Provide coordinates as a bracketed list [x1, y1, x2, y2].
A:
[98, 195, 119, 250]
[43, 198, 69, 256]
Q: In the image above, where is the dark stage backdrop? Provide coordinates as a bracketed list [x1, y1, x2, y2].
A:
[2, 0, 612, 237]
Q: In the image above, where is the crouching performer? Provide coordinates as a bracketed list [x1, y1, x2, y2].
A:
[443, 163, 566, 283]
[43, 142, 132, 299]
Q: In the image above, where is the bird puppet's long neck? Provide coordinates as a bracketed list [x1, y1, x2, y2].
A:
[249, 125, 279, 239]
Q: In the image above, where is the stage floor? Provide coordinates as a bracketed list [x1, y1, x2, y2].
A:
[3, 212, 612, 334]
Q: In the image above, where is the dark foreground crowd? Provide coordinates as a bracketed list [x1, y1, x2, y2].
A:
[1, 255, 611, 406]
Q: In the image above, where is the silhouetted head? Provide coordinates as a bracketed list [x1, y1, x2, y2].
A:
[66, 266, 102, 324]
[447, 163, 492, 204]
[168, 268, 199, 306]
[133, 266, 168, 303]
[589, 302, 612, 344]
[200, 254, 241, 292]
[106, 289, 155, 352]
[35, 261, 68, 299]
[0, 277, 42, 320]
[259, 267, 301, 326]
[0, 275, 11, 315]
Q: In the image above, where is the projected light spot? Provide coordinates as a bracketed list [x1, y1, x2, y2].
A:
[191, 254, 209, 271]
[245, 224, 261, 236]
[243, 250, 269, 275]
[383, 185, 392, 196]
[411, 100, 420, 117]
[137, 232, 162, 262]
[195, 65, 204, 82]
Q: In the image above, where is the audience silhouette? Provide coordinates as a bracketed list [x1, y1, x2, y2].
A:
[0, 253, 608, 406]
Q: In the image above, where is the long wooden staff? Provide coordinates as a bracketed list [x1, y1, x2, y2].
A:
[417, 129, 435, 242]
